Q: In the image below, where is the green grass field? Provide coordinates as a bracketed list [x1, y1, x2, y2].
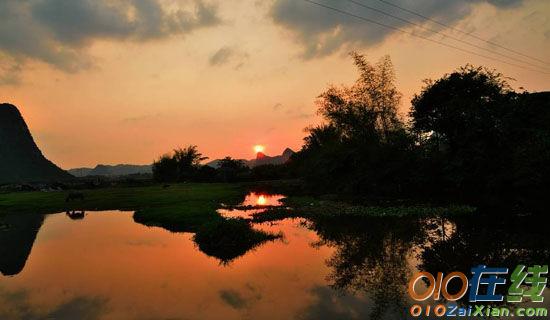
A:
[0, 183, 245, 232]
[0, 183, 284, 262]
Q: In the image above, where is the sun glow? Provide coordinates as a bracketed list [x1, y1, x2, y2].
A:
[257, 195, 267, 206]
[254, 145, 265, 153]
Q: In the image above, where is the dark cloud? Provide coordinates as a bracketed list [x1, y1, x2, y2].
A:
[0, 57, 22, 86]
[46, 296, 106, 320]
[209, 46, 235, 66]
[219, 289, 247, 309]
[209, 46, 249, 68]
[299, 286, 372, 320]
[269, 0, 524, 59]
[218, 284, 262, 310]
[0, 287, 106, 320]
[0, 0, 221, 82]
[273, 103, 314, 119]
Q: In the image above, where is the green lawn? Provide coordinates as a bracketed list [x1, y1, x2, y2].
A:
[0, 183, 245, 232]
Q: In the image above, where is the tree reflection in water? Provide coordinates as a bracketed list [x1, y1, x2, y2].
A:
[308, 216, 427, 319]
[419, 215, 550, 302]
[307, 214, 550, 319]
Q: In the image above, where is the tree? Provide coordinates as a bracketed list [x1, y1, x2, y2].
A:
[217, 157, 249, 182]
[152, 154, 178, 182]
[173, 145, 208, 181]
[152, 145, 208, 182]
[410, 65, 512, 152]
[316, 52, 402, 142]
[410, 65, 514, 196]
[294, 53, 415, 195]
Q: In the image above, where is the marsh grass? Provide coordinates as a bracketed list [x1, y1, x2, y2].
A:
[250, 196, 476, 223]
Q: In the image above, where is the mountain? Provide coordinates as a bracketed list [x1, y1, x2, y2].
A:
[250, 148, 295, 167]
[0, 213, 45, 276]
[0, 103, 73, 184]
[206, 148, 295, 168]
[68, 164, 152, 177]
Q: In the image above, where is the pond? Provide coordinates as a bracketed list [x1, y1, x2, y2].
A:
[1, 193, 549, 319]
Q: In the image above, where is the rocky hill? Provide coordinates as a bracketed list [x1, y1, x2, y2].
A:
[68, 164, 152, 177]
[206, 148, 295, 168]
[0, 103, 72, 183]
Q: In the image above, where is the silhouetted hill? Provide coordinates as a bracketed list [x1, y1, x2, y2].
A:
[206, 148, 295, 168]
[0, 103, 72, 184]
[251, 147, 295, 167]
[68, 164, 152, 177]
[0, 213, 45, 276]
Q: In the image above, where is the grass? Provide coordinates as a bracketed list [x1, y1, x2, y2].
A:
[0, 183, 475, 262]
[0, 183, 244, 232]
[0, 183, 285, 262]
[250, 196, 476, 223]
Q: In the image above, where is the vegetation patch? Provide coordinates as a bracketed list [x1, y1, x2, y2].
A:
[193, 218, 281, 263]
[251, 196, 476, 223]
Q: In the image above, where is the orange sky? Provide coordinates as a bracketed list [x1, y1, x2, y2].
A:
[0, 0, 549, 169]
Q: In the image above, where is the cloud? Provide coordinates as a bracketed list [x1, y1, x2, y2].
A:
[269, 0, 524, 59]
[299, 286, 372, 320]
[209, 46, 249, 68]
[121, 112, 163, 123]
[0, 56, 22, 86]
[273, 102, 314, 119]
[0, 0, 222, 82]
[219, 289, 247, 309]
[218, 284, 262, 310]
[0, 288, 106, 320]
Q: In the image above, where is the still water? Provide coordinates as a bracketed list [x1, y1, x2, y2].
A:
[1, 193, 549, 319]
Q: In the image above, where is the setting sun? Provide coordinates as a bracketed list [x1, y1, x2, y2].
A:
[254, 145, 265, 154]
[257, 195, 267, 206]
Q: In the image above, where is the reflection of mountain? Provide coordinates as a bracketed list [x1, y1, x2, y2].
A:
[206, 148, 295, 168]
[0, 103, 72, 183]
[68, 164, 152, 177]
[0, 213, 44, 276]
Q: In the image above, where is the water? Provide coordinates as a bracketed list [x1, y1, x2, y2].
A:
[1, 193, 549, 319]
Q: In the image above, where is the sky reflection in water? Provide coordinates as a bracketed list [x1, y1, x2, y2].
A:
[1, 193, 549, 320]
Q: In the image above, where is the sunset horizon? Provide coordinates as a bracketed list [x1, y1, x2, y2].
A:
[1, 0, 549, 169]
[1, 1, 549, 319]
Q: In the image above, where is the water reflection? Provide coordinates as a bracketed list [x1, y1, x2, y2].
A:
[1, 200, 548, 319]
[219, 192, 285, 219]
[66, 210, 86, 220]
[0, 213, 44, 276]
[0, 212, 340, 319]
[241, 192, 285, 207]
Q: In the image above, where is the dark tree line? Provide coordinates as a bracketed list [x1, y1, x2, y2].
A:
[152, 146, 290, 183]
[153, 53, 548, 211]
[291, 53, 549, 211]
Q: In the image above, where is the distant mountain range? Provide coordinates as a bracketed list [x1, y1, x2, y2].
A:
[68, 164, 152, 177]
[206, 148, 295, 168]
[0, 103, 73, 184]
[0, 102, 295, 182]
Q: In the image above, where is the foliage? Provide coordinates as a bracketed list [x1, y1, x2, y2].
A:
[217, 157, 250, 182]
[152, 145, 208, 182]
[193, 218, 281, 263]
[410, 66, 550, 206]
[251, 164, 291, 181]
[316, 52, 402, 142]
[0, 183, 243, 230]
[293, 54, 548, 211]
[293, 52, 417, 195]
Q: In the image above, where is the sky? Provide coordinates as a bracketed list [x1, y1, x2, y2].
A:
[0, 0, 549, 169]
